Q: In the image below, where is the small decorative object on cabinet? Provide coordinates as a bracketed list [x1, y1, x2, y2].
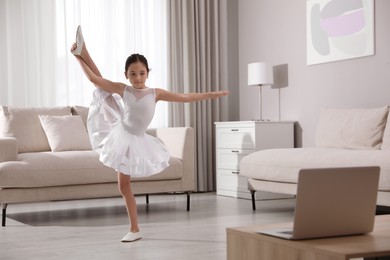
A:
[214, 121, 295, 200]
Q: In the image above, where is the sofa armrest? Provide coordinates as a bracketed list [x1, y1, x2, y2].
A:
[147, 127, 195, 191]
[0, 137, 18, 162]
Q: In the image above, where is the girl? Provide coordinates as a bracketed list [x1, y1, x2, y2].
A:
[70, 26, 229, 242]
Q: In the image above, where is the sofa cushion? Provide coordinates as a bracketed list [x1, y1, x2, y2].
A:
[0, 137, 18, 162]
[0, 106, 72, 153]
[315, 106, 388, 150]
[240, 148, 390, 191]
[71, 106, 89, 126]
[39, 115, 92, 152]
[0, 151, 183, 188]
[380, 110, 390, 150]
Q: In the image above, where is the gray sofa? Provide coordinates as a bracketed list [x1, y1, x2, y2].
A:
[0, 106, 195, 226]
[240, 106, 390, 210]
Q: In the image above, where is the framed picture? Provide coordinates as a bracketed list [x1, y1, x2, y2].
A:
[306, 0, 374, 65]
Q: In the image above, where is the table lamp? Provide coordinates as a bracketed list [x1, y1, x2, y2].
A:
[248, 62, 274, 121]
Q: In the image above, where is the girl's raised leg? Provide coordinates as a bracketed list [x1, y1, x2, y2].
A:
[70, 26, 102, 78]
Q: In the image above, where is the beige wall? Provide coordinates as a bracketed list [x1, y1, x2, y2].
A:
[238, 0, 390, 147]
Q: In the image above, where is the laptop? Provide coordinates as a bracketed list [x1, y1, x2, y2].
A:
[258, 166, 380, 240]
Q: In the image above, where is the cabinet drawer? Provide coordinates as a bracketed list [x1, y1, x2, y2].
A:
[217, 149, 252, 170]
[217, 169, 248, 191]
[216, 127, 255, 149]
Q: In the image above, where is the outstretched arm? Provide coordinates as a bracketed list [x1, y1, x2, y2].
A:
[156, 88, 229, 102]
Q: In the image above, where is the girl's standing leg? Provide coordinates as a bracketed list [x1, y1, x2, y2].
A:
[118, 172, 142, 242]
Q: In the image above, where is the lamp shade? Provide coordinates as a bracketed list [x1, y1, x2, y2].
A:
[248, 62, 274, 86]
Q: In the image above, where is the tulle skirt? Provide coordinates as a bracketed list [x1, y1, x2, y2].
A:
[87, 89, 170, 177]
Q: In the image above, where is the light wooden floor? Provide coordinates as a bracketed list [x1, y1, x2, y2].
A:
[0, 192, 296, 260]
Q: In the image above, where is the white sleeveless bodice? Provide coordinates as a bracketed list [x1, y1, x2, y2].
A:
[122, 86, 155, 136]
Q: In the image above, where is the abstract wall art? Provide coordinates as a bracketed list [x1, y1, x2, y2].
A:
[306, 0, 374, 65]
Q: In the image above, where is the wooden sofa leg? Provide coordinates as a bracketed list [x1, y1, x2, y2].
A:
[186, 192, 191, 211]
[250, 191, 256, 211]
[2, 203, 8, 227]
[146, 194, 149, 204]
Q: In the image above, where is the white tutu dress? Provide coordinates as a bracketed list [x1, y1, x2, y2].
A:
[87, 85, 170, 177]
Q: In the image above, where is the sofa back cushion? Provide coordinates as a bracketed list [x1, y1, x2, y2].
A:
[0, 106, 72, 153]
[315, 106, 388, 150]
[71, 106, 89, 126]
[380, 111, 390, 149]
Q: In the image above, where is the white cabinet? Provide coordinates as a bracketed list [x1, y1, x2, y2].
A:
[215, 121, 295, 199]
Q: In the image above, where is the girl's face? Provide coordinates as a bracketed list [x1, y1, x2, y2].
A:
[125, 61, 149, 89]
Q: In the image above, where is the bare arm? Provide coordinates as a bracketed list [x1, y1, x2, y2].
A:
[155, 88, 229, 102]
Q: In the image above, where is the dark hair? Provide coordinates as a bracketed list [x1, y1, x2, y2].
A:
[124, 53, 150, 73]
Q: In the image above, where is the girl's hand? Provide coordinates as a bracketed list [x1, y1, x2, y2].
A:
[70, 43, 77, 54]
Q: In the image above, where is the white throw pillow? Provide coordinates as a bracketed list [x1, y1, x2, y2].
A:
[315, 106, 389, 150]
[39, 115, 92, 152]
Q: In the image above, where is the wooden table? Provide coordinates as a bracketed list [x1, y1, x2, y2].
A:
[227, 215, 390, 260]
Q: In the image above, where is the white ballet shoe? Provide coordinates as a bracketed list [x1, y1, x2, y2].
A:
[71, 25, 84, 55]
[121, 231, 142, 242]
